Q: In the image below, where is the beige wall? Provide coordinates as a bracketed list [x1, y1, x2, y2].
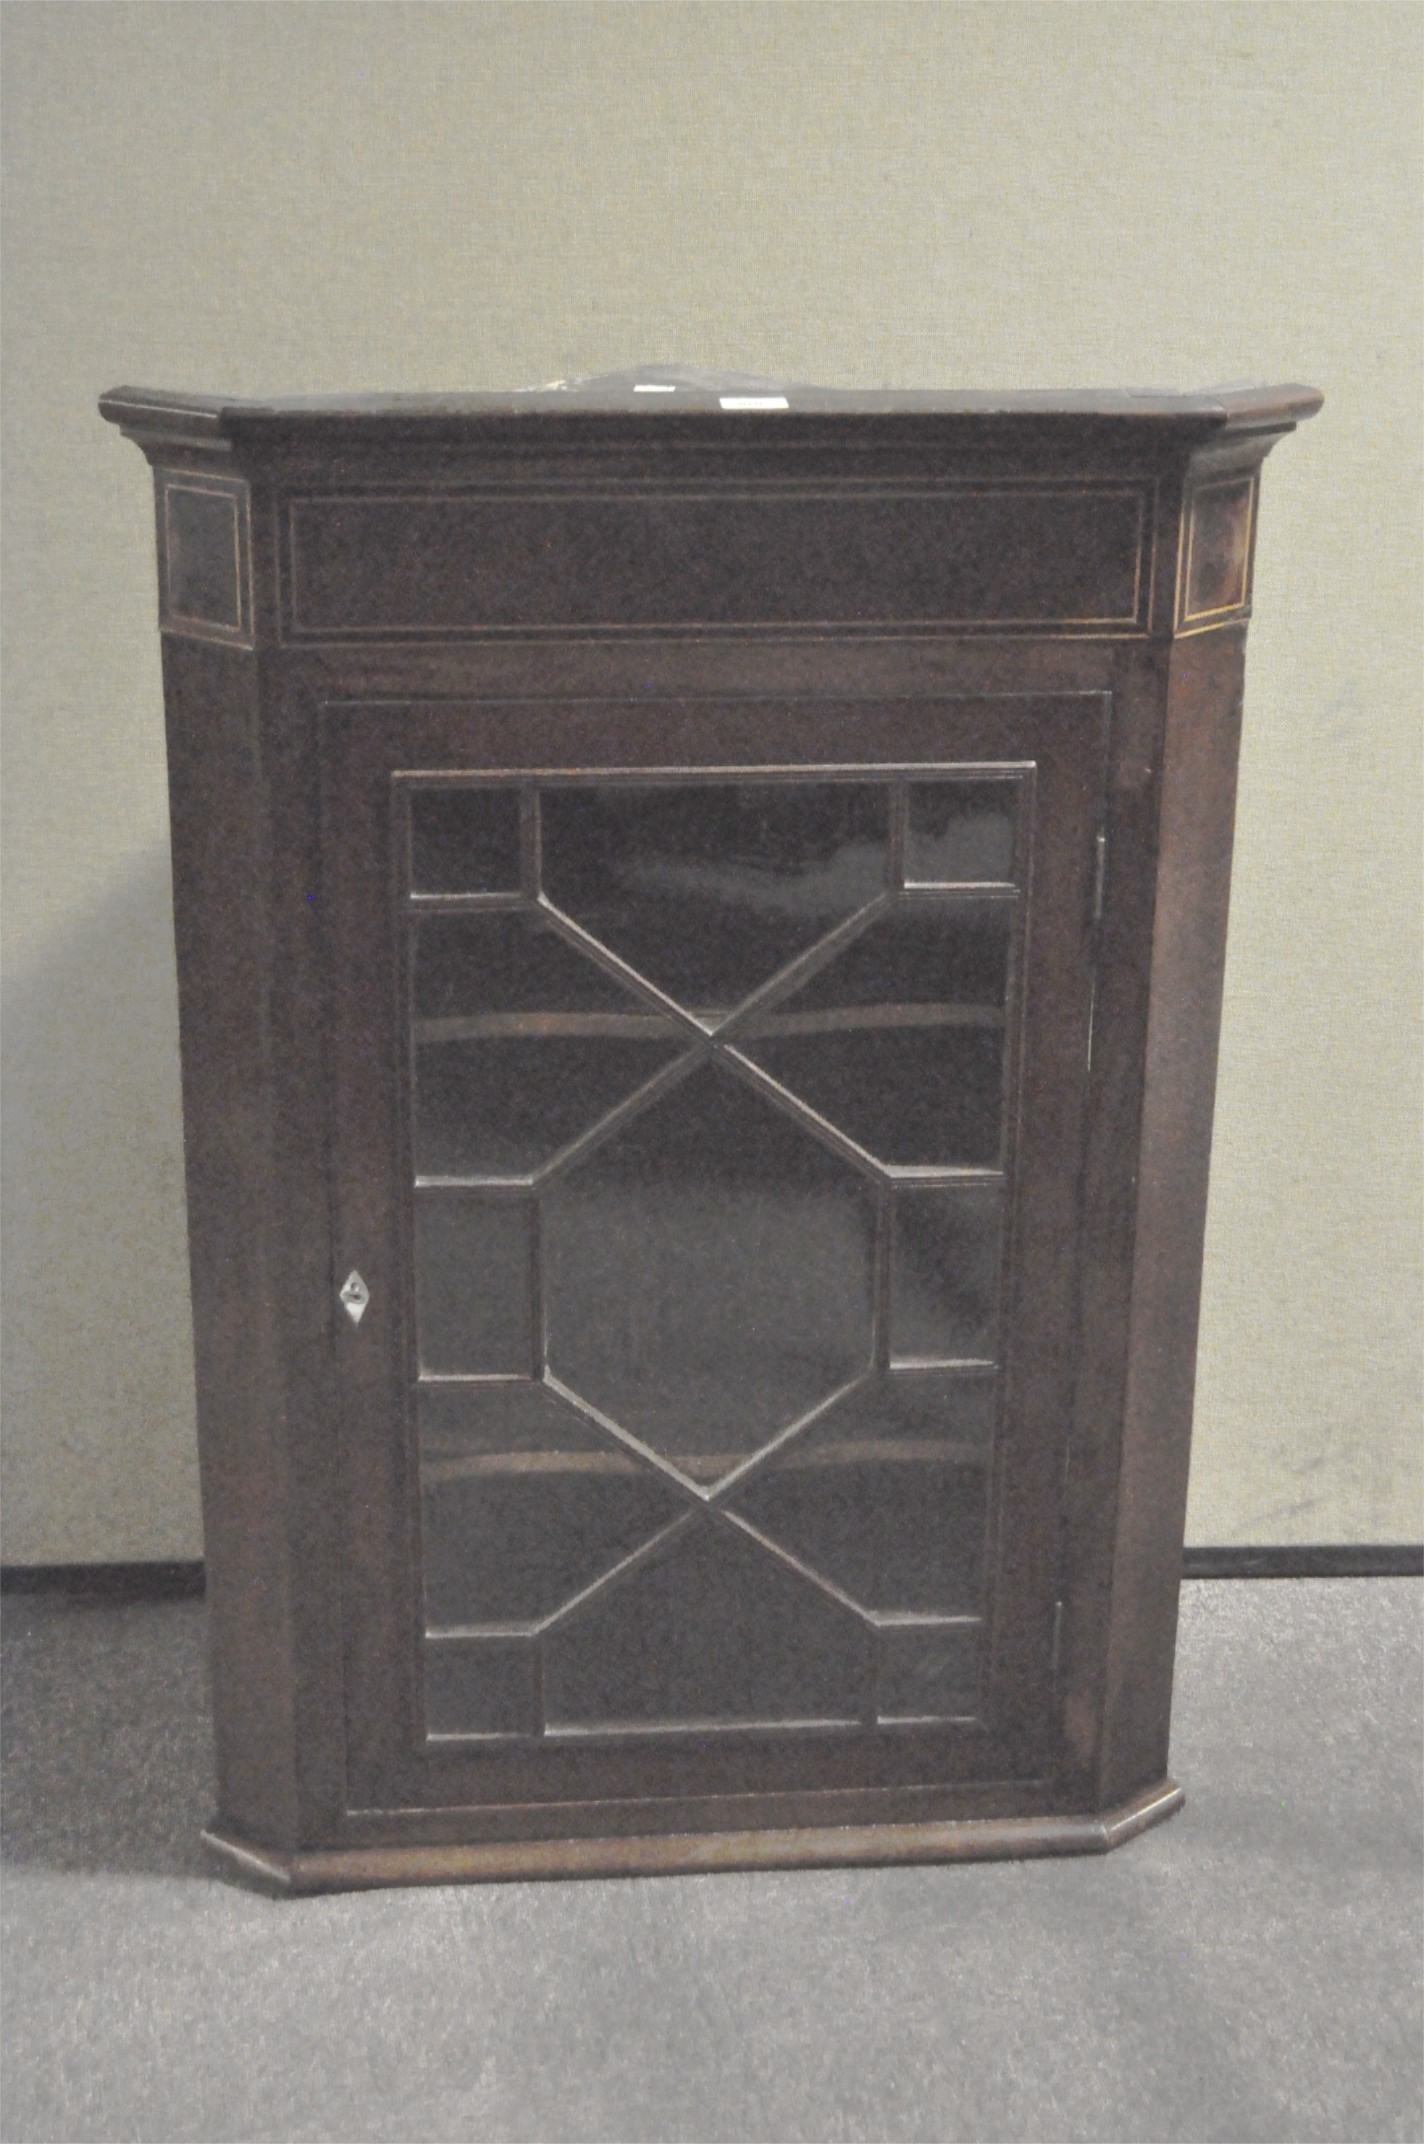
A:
[3, 0, 1419, 1561]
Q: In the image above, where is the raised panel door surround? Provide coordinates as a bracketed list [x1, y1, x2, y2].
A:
[99, 368, 1320, 1889]
[322, 693, 1102, 1821]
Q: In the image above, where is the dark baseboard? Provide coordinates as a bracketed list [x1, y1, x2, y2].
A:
[2, 1547, 1420, 1600]
[1182, 1544, 1423, 1579]
[0, 1560, 206, 1599]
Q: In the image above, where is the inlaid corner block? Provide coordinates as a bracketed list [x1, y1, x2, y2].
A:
[100, 370, 1320, 1891]
[158, 472, 252, 645]
[1179, 473, 1257, 632]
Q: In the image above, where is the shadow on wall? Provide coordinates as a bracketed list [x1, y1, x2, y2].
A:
[0, 843, 202, 1563]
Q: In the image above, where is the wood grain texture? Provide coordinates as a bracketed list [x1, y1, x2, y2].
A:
[159, 635, 299, 1845]
[284, 485, 1149, 637]
[102, 380, 1318, 1886]
[1098, 626, 1251, 1805]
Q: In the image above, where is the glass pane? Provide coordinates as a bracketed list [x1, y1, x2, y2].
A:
[728, 1371, 995, 1613]
[878, 1622, 980, 1721]
[739, 903, 1011, 1166]
[414, 1196, 532, 1375]
[423, 1636, 534, 1736]
[540, 782, 889, 1017]
[752, 899, 1013, 1012]
[416, 1036, 687, 1179]
[413, 911, 686, 1177]
[543, 1061, 876, 1483]
[415, 909, 667, 1020]
[906, 781, 1017, 884]
[410, 786, 522, 893]
[891, 1188, 1003, 1363]
[419, 1383, 685, 1626]
[543, 1519, 868, 1730]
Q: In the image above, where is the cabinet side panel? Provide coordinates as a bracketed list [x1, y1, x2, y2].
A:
[1099, 627, 1247, 1801]
[162, 635, 299, 1843]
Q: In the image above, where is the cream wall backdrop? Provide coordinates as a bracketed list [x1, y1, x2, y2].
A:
[3, 1, 1420, 1561]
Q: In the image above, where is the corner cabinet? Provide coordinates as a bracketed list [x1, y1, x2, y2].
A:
[101, 369, 1319, 1891]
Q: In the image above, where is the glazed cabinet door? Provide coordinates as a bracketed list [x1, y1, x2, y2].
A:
[321, 692, 1107, 1837]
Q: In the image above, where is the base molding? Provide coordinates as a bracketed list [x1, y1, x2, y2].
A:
[203, 1777, 1183, 1894]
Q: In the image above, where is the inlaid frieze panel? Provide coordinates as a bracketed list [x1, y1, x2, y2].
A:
[285, 485, 1152, 638]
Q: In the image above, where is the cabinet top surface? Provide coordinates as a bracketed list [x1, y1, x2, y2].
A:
[99, 366, 1322, 446]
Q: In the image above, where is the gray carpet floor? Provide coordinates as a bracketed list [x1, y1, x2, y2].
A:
[2, 1578, 1420, 2144]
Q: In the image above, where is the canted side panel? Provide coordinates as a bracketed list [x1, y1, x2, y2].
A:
[1054, 646, 1166, 1805]
[285, 485, 1153, 638]
[1098, 628, 1248, 1802]
[161, 638, 300, 1842]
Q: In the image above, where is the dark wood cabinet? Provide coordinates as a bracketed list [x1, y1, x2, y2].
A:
[101, 369, 1319, 1890]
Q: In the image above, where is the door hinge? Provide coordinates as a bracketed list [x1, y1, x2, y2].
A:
[1092, 828, 1108, 925]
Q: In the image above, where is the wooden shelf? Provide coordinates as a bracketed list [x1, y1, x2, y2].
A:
[413, 1002, 1005, 1046]
[420, 1437, 991, 1486]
